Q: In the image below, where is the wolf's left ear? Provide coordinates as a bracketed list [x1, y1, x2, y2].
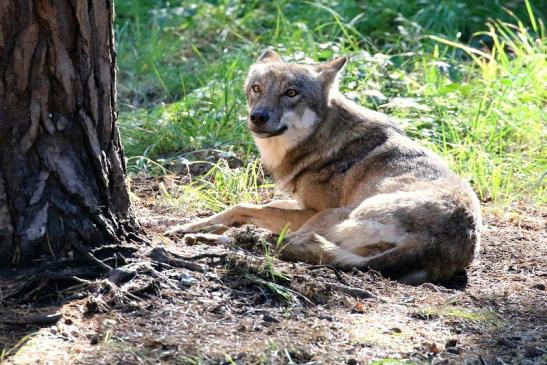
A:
[317, 57, 347, 85]
[319, 57, 347, 73]
[257, 49, 282, 63]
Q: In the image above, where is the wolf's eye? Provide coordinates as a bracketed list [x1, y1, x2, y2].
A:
[286, 89, 298, 97]
[251, 84, 261, 93]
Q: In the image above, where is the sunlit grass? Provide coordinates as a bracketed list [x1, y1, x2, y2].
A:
[155, 159, 274, 214]
[419, 306, 501, 327]
[116, 0, 546, 206]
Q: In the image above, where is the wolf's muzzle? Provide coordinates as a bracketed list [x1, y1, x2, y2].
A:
[249, 124, 288, 138]
[249, 109, 270, 126]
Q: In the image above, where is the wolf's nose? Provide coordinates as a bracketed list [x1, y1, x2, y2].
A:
[250, 110, 270, 125]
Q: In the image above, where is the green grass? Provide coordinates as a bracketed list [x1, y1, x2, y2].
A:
[154, 159, 273, 214]
[420, 306, 501, 325]
[369, 360, 417, 365]
[116, 0, 546, 207]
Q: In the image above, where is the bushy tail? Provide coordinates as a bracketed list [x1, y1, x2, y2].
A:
[331, 233, 475, 285]
[281, 231, 477, 285]
[353, 243, 433, 285]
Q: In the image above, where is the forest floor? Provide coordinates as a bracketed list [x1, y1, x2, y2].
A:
[1, 177, 545, 365]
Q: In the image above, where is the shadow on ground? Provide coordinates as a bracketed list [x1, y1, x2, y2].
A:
[2, 206, 546, 365]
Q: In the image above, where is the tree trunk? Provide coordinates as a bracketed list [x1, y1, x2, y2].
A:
[0, 0, 138, 266]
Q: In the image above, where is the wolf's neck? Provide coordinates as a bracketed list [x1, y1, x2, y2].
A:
[254, 107, 320, 171]
[328, 95, 404, 142]
[256, 94, 400, 188]
[253, 99, 342, 186]
[254, 135, 291, 171]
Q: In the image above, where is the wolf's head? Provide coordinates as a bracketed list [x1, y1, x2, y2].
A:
[244, 50, 346, 142]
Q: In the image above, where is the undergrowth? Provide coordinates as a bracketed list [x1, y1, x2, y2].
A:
[116, 0, 546, 207]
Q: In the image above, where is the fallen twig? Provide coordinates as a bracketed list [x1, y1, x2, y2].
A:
[182, 252, 228, 261]
[149, 247, 205, 272]
[326, 283, 375, 299]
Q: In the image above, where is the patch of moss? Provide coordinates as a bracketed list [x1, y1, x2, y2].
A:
[419, 306, 501, 327]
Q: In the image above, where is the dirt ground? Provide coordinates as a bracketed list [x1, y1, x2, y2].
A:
[1, 186, 545, 364]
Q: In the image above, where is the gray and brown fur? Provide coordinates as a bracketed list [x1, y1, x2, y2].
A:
[168, 50, 482, 284]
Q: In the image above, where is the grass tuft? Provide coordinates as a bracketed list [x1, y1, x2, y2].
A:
[155, 159, 273, 214]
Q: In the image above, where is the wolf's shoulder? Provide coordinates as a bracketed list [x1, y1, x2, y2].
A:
[330, 95, 403, 134]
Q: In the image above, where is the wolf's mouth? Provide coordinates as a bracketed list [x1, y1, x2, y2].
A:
[250, 125, 288, 138]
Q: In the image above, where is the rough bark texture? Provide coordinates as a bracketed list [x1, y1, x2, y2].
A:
[0, 0, 137, 265]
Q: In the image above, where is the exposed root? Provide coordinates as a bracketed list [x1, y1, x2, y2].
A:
[0, 237, 164, 307]
[0, 312, 62, 325]
[71, 240, 113, 271]
[0, 226, 378, 322]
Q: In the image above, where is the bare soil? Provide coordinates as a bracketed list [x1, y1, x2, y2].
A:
[1, 183, 545, 365]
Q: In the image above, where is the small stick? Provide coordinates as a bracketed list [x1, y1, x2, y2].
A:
[326, 283, 375, 299]
[149, 247, 205, 272]
[181, 253, 228, 261]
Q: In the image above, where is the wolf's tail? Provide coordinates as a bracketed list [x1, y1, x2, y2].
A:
[326, 232, 478, 285]
[353, 240, 434, 285]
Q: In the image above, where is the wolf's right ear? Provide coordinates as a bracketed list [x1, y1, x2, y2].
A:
[316, 56, 348, 89]
[257, 49, 282, 63]
[317, 57, 348, 76]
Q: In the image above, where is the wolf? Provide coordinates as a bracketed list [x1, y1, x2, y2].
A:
[169, 50, 482, 284]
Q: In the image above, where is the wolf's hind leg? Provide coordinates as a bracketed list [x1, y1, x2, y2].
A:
[277, 232, 341, 265]
[276, 207, 357, 264]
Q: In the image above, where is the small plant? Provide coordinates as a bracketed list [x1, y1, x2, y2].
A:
[260, 224, 291, 283]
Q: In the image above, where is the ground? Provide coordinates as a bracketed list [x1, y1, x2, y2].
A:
[1, 183, 545, 364]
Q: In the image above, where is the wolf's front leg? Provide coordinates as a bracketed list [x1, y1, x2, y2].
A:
[165, 200, 316, 236]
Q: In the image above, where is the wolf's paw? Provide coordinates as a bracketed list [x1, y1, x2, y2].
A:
[165, 221, 229, 236]
[182, 232, 234, 246]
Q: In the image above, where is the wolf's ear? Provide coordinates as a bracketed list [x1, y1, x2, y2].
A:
[257, 49, 282, 63]
[317, 57, 347, 90]
[317, 57, 347, 77]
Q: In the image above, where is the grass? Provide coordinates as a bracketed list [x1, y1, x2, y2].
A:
[369, 360, 417, 365]
[116, 0, 546, 207]
[419, 306, 501, 327]
[154, 159, 273, 214]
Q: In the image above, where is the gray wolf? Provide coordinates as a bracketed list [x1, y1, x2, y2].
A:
[168, 50, 482, 284]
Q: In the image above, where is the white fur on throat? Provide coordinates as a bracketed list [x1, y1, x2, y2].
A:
[254, 108, 319, 169]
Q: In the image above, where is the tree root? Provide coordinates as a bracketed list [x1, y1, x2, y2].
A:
[181, 252, 228, 261]
[1, 229, 379, 314]
[0, 312, 62, 325]
[71, 240, 113, 271]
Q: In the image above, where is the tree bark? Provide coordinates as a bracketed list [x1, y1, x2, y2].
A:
[0, 0, 138, 265]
